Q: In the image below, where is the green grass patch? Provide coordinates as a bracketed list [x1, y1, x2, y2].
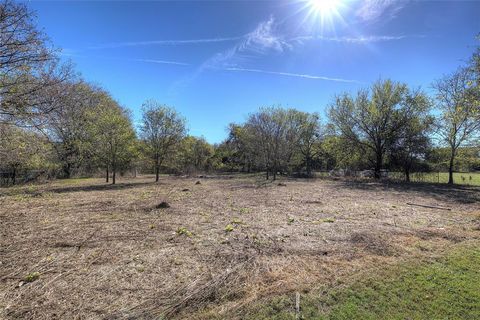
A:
[244, 243, 480, 320]
[55, 177, 92, 185]
[390, 172, 480, 186]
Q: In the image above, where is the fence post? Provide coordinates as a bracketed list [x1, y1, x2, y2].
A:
[295, 292, 300, 319]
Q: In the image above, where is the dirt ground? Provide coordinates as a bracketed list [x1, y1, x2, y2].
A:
[1, 174, 479, 319]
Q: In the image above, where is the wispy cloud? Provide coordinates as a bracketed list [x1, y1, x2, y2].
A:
[292, 34, 423, 44]
[200, 16, 289, 70]
[58, 51, 190, 67]
[130, 58, 190, 66]
[355, 0, 408, 23]
[89, 36, 243, 49]
[222, 67, 360, 83]
[239, 16, 291, 54]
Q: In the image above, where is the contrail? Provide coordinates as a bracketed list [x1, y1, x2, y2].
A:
[89, 36, 244, 49]
[223, 67, 360, 83]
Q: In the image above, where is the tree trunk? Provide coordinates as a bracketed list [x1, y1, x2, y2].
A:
[266, 169, 269, 180]
[112, 166, 116, 185]
[106, 165, 109, 183]
[448, 150, 455, 185]
[155, 156, 160, 182]
[374, 151, 382, 179]
[306, 156, 312, 177]
[273, 168, 277, 181]
[63, 163, 71, 179]
[405, 169, 410, 182]
[11, 167, 16, 185]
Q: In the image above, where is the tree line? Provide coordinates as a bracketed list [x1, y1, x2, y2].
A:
[0, 0, 479, 185]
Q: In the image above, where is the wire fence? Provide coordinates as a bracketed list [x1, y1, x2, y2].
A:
[315, 170, 480, 186]
[0, 170, 48, 186]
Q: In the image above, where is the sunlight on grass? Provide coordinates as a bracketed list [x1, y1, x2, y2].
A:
[246, 243, 480, 320]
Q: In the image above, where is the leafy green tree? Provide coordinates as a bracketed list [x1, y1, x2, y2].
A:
[328, 79, 427, 179]
[87, 94, 137, 184]
[40, 81, 100, 178]
[225, 123, 257, 172]
[389, 91, 433, 181]
[140, 100, 186, 182]
[175, 136, 214, 173]
[434, 67, 480, 184]
[297, 112, 322, 176]
[0, 124, 52, 184]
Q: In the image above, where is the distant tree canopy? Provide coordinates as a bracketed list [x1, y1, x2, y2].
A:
[0, 0, 479, 185]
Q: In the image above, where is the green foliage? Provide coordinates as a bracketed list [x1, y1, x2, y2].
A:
[171, 135, 215, 173]
[86, 93, 137, 184]
[321, 135, 367, 170]
[24, 272, 40, 283]
[224, 224, 234, 232]
[140, 100, 186, 180]
[231, 217, 244, 225]
[176, 227, 193, 237]
[0, 124, 55, 184]
[328, 79, 432, 177]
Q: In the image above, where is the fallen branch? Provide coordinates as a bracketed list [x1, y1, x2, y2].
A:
[406, 203, 451, 211]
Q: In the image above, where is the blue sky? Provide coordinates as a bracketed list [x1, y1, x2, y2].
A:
[27, 0, 480, 143]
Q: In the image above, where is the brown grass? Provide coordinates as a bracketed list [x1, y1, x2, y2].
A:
[0, 174, 479, 319]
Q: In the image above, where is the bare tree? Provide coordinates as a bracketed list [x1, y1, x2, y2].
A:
[0, 0, 70, 125]
[434, 67, 480, 184]
[140, 100, 186, 182]
[245, 107, 305, 180]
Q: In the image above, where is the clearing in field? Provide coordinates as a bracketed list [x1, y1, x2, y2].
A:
[1, 175, 479, 319]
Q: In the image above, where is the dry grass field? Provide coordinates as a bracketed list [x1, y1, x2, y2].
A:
[1, 174, 479, 319]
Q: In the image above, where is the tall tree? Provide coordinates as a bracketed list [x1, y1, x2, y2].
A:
[140, 100, 186, 182]
[0, 0, 70, 125]
[389, 91, 433, 182]
[40, 81, 100, 178]
[225, 123, 257, 172]
[328, 79, 424, 179]
[245, 107, 305, 180]
[434, 67, 480, 184]
[87, 94, 137, 184]
[297, 112, 322, 176]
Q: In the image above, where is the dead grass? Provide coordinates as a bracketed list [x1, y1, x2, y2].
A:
[0, 174, 479, 319]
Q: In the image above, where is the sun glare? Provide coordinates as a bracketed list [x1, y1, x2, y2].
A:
[301, 0, 345, 33]
[309, 0, 340, 15]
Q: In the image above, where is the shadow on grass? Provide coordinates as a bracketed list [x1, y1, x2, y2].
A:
[50, 181, 158, 194]
[337, 179, 480, 205]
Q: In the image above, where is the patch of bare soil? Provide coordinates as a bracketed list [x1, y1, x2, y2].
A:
[0, 175, 478, 319]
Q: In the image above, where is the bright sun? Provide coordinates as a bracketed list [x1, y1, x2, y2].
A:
[303, 0, 344, 31]
[309, 0, 340, 15]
